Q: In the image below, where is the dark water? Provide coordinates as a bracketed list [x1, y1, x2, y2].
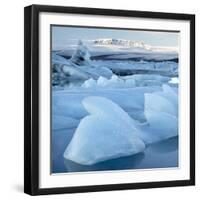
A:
[51, 128, 178, 174]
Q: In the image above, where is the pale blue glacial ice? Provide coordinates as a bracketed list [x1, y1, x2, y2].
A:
[63, 96, 145, 165]
[51, 40, 179, 168]
[62, 84, 178, 165]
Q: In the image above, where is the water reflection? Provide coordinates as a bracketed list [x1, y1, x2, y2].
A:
[150, 136, 178, 153]
[52, 132, 178, 173]
[64, 152, 145, 173]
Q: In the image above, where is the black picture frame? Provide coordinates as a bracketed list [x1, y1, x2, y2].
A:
[24, 4, 195, 196]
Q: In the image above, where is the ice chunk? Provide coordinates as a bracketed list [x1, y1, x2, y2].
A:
[70, 40, 91, 66]
[52, 52, 68, 64]
[52, 43, 113, 87]
[106, 75, 125, 88]
[62, 65, 90, 80]
[162, 84, 178, 108]
[169, 77, 179, 84]
[141, 84, 178, 143]
[141, 110, 178, 143]
[89, 66, 113, 79]
[52, 51, 92, 86]
[64, 96, 145, 165]
[144, 93, 177, 116]
[81, 75, 136, 89]
[81, 78, 97, 88]
[97, 76, 108, 87]
[96, 75, 125, 88]
[154, 84, 178, 114]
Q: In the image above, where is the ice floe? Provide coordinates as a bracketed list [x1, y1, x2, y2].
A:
[64, 96, 145, 165]
[140, 84, 178, 143]
[70, 40, 91, 66]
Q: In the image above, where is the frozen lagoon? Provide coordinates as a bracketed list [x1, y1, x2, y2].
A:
[51, 40, 179, 173]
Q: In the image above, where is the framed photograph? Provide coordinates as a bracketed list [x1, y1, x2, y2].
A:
[24, 4, 195, 195]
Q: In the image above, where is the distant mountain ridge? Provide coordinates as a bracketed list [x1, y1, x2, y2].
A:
[93, 38, 151, 49]
[55, 39, 178, 62]
[92, 38, 178, 53]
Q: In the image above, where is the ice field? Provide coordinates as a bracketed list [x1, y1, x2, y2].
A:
[51, 40, 179, 173]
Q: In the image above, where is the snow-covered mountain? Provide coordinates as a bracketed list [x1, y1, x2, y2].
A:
[93, 38, 151, 49]
[93, 38, 178, 53]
